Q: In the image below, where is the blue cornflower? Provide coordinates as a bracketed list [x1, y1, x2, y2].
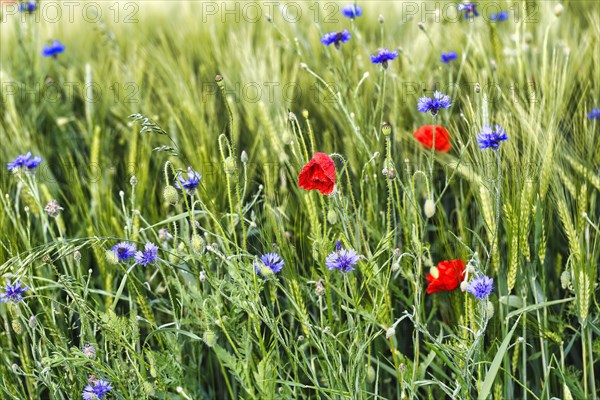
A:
[370, 48, 399, 69]
[254, 253, 284, 277]
[135, 242, 159, 266]
[489, 11, 509, 21]
[466, 276, 494, 300]
[42, 40, 65, 58]
[7, 152, 42, 171]
[587, 108, 600, 119]
[441, 51, 458, 63]
[341, 4, 362, 19]
[0, 281, 28, 303]
[417, 91, 451, 116]
[477, 124, 508, 150]
[82, 379, 113, 400]
[321, 30, 351, 48]
[326, 242, 360, 272]
[19, 1, 36, 13]
[176, 167, 202, 194]
[458, 3, 479, 18]
[111, 242, 136, 261]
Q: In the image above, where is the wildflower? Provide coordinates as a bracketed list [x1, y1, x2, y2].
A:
[341, 4, 362, 19]
[7, 152, 42, 171]
[298, 152, 336, 195]
[440, 51, 458, 63]
[42, 40, 65, 58]
[413, 125, 452, 152]
[426, 259, 465, 294]
[135, 242, 159, 266]
[321, 30, 351, 49]
[111, 242, 136, 262]
[158, 228, 173, 242]
[587, 108, 600, 119]
[175, 167, 202, 194]
[19, 1, 36, 13]
[326, 242, 360, 272]
[417, 91, 451, 116]
[44, 200, 64, 218]
[370, 48, 399, 69]
[82, 379, 112, 400]
[466, 275, 494, 299]
[82, 344, 96, 359]
[0, 281, 28, 303]
[315, 280, 325, 296]
[457, 2, 479, 18]
[489, 11, 509, 21]
[477, 124, 508, 150]
[254, 253, 284, 277]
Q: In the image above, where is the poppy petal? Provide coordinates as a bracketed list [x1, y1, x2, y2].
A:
[413, 125, 451, 152]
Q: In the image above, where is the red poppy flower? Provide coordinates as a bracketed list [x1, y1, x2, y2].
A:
[426, 259, 465, 294]
[413, 125, 452, 152]
[298, 152, 336, 195]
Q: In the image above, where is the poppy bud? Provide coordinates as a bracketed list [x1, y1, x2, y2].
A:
[385, 326, 395, 339]
[163, 185, 179, 205]
[424, 199, 436, 218]
[554, 3, 563, 17]
[12, 320, 22, 335]
[302, 109, 309, 119]
[105, 250, 119, 265]
[225, 156, 236, 175]
[429, 266, 440, 279]
[203, 330, 217, 347]
[327, 209, 337, 224]
[241, 150, 248, 164]
[367, 365, 376, 383]
[191, 234, 205, 253]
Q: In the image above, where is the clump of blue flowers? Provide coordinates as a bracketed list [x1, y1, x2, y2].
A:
[7, 152, 42, 172]
[587, 108, 600, 119]
[458, 2, 479, 18]
[254, 253, 284, 277]
[441, 51, 458, 63]
[176, 167, 202, 194]
[489, 11, 509, 22]
[111, 242, 137, 262]
[321, 30, 351, 49]
[417, 91, 451, 116]
[477, 124, 508, 150]
[0, 281, 28, 303]
[341, 4, 362, 19]
[135, 242, 159, 266]
[370, 48, 398, 69]
[19, 1, 36, 13]
[82, 378, 113, 400]
[466, 276, 494, 300]
[326, 242, 360, 272]
[42, 40, 65, 58]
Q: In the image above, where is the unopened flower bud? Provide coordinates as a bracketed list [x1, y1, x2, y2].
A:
[215, 74, 224, 88]
[28, 316, 38, 329]
[105, 250, 119, 265]
[74, 251, 81, 262]
[424, 199, 436, 218]
[429, 266, 440, 279]
[12, 320, 22, 334]
[391, 262, 400, 272]
[382, 122, 392, 136]
[327, 209, 337, 224]
[203, 330, 217, 347]
[199, 271, 207, 282]
[241, 150, 248, 164]
[302, 109, 309, 119]
[553, 3, 563, 17]
[560, 270, 571, 289]
[385, 326, 396, 339]
[191, 234, 205, 253]
[486, 301, 495, 319]
[366, 365, 376, 383]
[163, 185, 179, 205]
[378, 14, 384, 24]
[315, 280, 325, 297]
[460, 281, 469, 291]
[474, 83, 481, 93]
[225, 156, 236, 175]
[130, 176, 138, 186]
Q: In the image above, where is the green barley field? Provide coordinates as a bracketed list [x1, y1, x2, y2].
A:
[1, 1, 599, 399]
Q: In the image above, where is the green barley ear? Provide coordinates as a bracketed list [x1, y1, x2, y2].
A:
[289, 278, 310, 337]
[577, 271, 590, 323]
